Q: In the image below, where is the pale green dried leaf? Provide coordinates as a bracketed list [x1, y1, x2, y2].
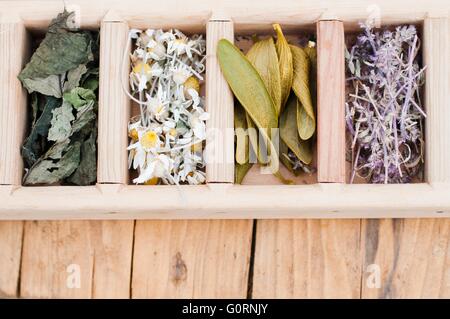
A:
[235, 162, 253, 184]
[290, 44, 316, 139]
[217, 39, 277, 131]
[22, 74, 62, 98]
[63, 64, 88, 92]
[218, 39, 289, 184]
[280, 95, 313, 164]
[297, 99, 316, 140]
[23, 142, 81, 185]
[246, 38, 282, 116]
[63, 87, 96, 109]
[48, 101, 75, 142]
[273, 23, 293, 110]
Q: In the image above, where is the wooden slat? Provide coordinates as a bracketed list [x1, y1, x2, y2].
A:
[2, 183, 450, 219]
[361, 219, 450, 298]
[317, 20, 346, 183]
[97, 13, 130, 184]
[132, 220, 253, 298]
[252, 220, 362, 298]
[424, 18, 450, 183]
[0, 0, 448, 30]
[0, 222, 23, 297]
[206, 20, 234, 183]
[20, 221, 134, 298]
[0, 16, 29, 185]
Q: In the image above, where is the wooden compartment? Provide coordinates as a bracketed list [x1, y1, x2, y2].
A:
[234, 24, 319, 186]
[0, 0, 449, 220]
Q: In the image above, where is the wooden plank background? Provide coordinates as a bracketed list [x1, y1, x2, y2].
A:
[0, 218, 448, 298]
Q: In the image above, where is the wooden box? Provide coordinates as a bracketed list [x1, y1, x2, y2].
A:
[0, 0, 449, 219]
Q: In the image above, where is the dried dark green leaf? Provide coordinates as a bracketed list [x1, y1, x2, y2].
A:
[18, 11, 94, 90]
[67, 131, 97, 185]
[21, 96, 61, 167]
[23, 142, 81, 185]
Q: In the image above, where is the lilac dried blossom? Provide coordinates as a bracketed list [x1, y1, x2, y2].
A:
[346, 24, 426, 184]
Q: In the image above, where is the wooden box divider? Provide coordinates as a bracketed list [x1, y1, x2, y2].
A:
[97, 11, 131, 184]
[316, 20, 346, 183]
[0, 15, 29, 186]
[205, 19, 235, 183]
[424, 17, 450, 184]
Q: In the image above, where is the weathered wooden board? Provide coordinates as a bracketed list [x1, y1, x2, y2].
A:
[361, 219, 450, 298]
[0, 221, 23, 298]
[132, 220, 253, 298]
[20, 221, 134, 298]
[251, 220, 362, 298]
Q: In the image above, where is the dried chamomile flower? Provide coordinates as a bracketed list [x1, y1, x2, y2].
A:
[346, 24, 426, 184]
[125, 28, 208, 185]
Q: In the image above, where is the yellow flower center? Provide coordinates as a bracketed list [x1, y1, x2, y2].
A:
[191, 142, 202, 152]
[184, 76, 200, 94]
[174, 38, 187, 45]
[169, 128, 177, 137]
[128, 128, 139, 141]
[133, 62, 151, 75]
[144, 177, 159, 185]
[156, 104, 164, 113]
[140, 131, 158, 149]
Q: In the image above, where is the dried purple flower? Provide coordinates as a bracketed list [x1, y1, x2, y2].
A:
[346, 24, 426, 184]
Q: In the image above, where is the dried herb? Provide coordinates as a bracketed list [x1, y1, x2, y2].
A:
[127, 29, 207, 185]
[234, 102, 253, 183]
[346, 24, 426, 184]
[290, 45, 315, 140]
[273, 23, 293, 111]
[280, 94, 313, 165]
[247, 38, 282, 116]
[234, 102, 250, 165]
[218, 39, 278, 131]
[19, 11, 98, 185]
[219, 25, 317, 183]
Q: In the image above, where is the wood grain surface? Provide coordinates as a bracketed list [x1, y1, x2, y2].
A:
[317, 21, 346, 183]
[132, 220, 253, 298]
[19, 221, 134, 298]
[252, 220, 362, 298]
[0, 221, 23, 298]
